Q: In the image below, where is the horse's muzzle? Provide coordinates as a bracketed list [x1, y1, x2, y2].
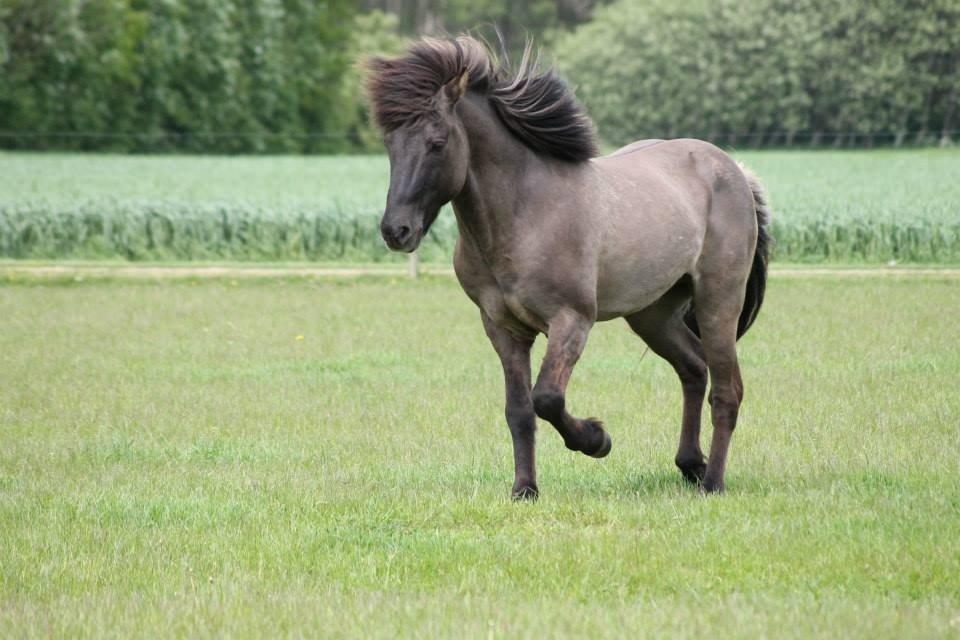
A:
[380, 219, 422, 253]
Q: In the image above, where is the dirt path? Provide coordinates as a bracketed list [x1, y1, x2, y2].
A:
[0, 264, 421, 279]
[2, 263, 959, 280]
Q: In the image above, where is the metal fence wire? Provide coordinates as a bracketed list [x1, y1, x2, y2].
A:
[0, 129, 956, 149]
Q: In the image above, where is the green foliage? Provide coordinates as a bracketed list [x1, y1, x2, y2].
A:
[365, 0, 588, 54]
[4, 200, 956, 263]
[2, 1, 958, 151]
[555, 0, 960, 146]
[0, 0, 595, 153]
[340, 10, 407, 152]
[438, 0, 572, 55]
[0, 201, 458, 262]
[0, 0, 355, 152]
[770, 217, 960, 262]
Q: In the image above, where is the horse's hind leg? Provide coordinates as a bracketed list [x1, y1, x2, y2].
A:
[693, 276, 747, 493]
[531, 309, 611, 458]
[625, 297, 708, 483]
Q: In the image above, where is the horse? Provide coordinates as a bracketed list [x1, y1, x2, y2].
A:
[366, 36, 771, 499]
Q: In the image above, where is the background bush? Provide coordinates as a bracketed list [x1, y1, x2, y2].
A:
[554, 0, 960, 147]
[2, 0, 958, 152]
[0, 0, 355, 152]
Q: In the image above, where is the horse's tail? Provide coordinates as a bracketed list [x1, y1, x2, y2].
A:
[684, 164, 772, 340]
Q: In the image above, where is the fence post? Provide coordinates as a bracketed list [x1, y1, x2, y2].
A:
[408, 251, 420, 279]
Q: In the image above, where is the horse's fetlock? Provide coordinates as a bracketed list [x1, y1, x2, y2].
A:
[675, 453, 705, 469]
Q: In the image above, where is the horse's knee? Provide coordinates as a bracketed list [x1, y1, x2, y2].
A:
[532, 387, 564, 422]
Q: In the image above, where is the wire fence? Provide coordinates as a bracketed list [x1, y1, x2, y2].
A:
[0, 128, 956, 150]
[0, 131, 349, 140]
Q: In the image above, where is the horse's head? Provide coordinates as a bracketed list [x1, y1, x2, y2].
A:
[377, 69, 470, 253]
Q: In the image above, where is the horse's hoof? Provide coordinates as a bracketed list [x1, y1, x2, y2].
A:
[588, 431, 612, 458]
[701, 477, 725, 494]
[584, 419, 612, 459]
[511, 483, 539, 501]
[676, 458, 706, 484]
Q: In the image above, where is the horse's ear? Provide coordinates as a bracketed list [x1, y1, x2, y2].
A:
[443, 68, 469, 106]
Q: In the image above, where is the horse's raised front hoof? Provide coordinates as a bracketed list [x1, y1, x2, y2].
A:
[562, 419, 612, 458]
[676, 457, 707, 484]
[583, 419, 612, 458]
[511, 483, 539, 501]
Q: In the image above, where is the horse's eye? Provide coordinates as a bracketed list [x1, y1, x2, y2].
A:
[426, 138, 446, 152]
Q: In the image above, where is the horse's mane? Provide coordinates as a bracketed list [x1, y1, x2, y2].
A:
[366, 35, 597, 163]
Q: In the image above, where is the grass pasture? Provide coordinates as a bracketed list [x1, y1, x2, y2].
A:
[2, 148, 959, 263]
[1, 273, 958, 637]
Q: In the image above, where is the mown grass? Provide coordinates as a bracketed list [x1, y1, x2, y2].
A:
[1, 274, 958, 637]
[1, 149, 958, 262]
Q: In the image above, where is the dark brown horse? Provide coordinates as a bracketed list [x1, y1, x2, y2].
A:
[367, 36, 771, 499]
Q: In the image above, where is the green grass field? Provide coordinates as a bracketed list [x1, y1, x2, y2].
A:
[2, 273, 958, 637]
[2, 149, 959, 262]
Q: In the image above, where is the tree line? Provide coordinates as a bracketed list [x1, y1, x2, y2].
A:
[0, 0, 957, 152]
[0, 0, 592, 152]
[0, 0, 355, 152]
[556, 0, 960, 147]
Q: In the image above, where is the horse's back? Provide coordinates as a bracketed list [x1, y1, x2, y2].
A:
[596, 138, 754, 228]
[600, 138, 741, 183]
[606, 139, 666, 157]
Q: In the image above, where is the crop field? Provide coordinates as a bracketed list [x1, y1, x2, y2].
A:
[1, 148, 959, 263]
[1, 273, 958, 637]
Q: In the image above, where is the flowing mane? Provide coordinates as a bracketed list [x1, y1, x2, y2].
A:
[366, 35, 598, 163]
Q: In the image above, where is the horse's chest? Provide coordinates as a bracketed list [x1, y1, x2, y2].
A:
[465, 277, 547, 338]
[501, 292, 548, 335]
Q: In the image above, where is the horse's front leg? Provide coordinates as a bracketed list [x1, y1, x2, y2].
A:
[481, 312, 539, 500]
[532, 310, 612, 458]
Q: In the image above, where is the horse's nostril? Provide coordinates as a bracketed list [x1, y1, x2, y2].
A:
[381, 220, 415, 248]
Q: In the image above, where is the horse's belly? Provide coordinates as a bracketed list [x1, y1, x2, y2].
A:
[590, 142, 712, 320]
[594, 226, 702, 320]
[595, 272, 685, 320]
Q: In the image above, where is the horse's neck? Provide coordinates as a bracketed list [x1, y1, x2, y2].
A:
[451, 94, 544, 254]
